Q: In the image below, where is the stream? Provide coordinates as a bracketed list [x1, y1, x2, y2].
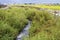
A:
[16, 8, 60, 40]
[16, 21, 31, 40]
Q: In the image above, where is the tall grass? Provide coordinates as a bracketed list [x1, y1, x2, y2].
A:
[0, 7, 28, 40]
[25, 8, 60, 40]
[0, 6, 60, 40]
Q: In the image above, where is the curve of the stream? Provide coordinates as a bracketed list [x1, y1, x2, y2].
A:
[16, 21, 31, 40]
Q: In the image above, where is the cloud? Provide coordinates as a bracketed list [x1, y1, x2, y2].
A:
[0, 0, 60, 4]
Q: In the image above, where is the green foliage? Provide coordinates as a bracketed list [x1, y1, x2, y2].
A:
[0, 6, 60, 40]
[27, 9, 60, 40]
[0, 7, 28, 40]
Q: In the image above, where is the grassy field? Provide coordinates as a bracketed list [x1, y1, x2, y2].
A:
[0, 7, 28, 40]
[18, 4, 60, 10]
[23, 9, 60, 40]
[35, 5, 60, 10]
[0, 5, 60, 40]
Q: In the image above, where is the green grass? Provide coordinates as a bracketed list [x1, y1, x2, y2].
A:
[0, 5, 60, 40]
[18, 5, 60, 10]
[21, 6, 60, 40]
[0, 7, 28, 40]
[34, 5, 60, 10]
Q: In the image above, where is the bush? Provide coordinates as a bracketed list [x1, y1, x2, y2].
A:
[0, 7, 28, 40]
[0, 6, 60, 40]
[0, 21, 18, 40]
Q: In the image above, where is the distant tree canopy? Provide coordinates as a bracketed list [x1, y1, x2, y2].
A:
[24, 3, 35, 5]
[0, 4, 7, 8]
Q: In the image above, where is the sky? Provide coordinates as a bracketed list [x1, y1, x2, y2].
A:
[0, 0, 60, 4]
